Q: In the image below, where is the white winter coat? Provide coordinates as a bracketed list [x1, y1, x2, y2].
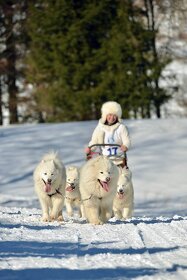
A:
[88, 119, 131, 165]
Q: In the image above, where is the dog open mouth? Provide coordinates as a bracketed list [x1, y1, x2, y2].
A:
[117, 190, 125, 199]
[98, 179, 110, 192]
[42, 179, 52, 193]
[66, 184, 75, 192]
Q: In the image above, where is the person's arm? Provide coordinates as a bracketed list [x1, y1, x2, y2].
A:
[88, 126, 100, 147]
[84, 125, 100, 154]
[120, 125, 131, 151]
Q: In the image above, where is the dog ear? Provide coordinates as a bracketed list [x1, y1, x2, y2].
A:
[76, 168, 80, 175]
[69, 166, 75, 171]
[67, 166, 77, 172]
[52, 160, 59, 169]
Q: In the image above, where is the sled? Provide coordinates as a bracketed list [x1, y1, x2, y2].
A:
[86, 143, 127, 162]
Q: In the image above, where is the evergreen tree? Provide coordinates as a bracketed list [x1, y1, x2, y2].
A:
[98, 1, 155, 118]
[26, 0, 172, 121]
[27, 0, 118, 121]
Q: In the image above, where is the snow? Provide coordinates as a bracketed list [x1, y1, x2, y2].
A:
[0, 119, 187, 280]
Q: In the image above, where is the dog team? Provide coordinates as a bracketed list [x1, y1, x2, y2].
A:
[33, 101, 134, 225]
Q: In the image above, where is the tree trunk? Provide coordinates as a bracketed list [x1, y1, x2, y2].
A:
[155, 102, 161, 118]
[0, 80, 3, 125]
[5, 3, 18, 124]
[7, 57, 18, 124]
[144, 0, 162, 119]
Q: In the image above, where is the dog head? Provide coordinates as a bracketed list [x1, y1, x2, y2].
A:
[40, 159, 59, 193]
[96, 156, 114, 192]
[116, 173, 130, 199]
[66, 166, 79, 192]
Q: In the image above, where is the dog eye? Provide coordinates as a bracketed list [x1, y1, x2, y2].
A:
[44, 172, 47, 175]
[51, 173, 54, 176]
[100, 172, 103, 174]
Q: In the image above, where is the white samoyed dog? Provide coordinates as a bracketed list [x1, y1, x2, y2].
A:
[65, 166, 84, 218]
[113, 169, 134, 220]
[33, 152, 66, 222]
[79, 155, 119, 225]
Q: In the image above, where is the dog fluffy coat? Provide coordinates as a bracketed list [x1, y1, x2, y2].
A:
[113, 169, 134, 220]
[79, 155, 119, 225]
[33, 152, 66, 222]
[65, 166, 84, 218]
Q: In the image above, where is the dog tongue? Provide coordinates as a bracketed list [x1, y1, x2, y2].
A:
[101, 181, 109, 192]
[118, 193, 124, 199]
[66, 185, 74, 192]
[44, 183, 51, 193]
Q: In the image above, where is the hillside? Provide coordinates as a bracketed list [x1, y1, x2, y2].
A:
[0, 119, 187, 279]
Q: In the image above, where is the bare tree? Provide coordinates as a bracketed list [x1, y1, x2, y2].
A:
[0, 1, 29, 125]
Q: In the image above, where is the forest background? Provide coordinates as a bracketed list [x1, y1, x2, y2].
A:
[0, 0, 187, 125]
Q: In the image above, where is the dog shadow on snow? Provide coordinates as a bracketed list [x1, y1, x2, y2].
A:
[1, 264, 187, 280]
[0, 239, 186, 280]
[0, 239, 180, 259]
[0, 240, 185, 280]
[0, 219, 186, 279]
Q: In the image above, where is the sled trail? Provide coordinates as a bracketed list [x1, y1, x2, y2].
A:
[0, 207, 187, 280]
[0, 119, 187, 279]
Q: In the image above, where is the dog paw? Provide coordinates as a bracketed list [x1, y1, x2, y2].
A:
[91, 219, 104, 225]
[57, 215, 64, 222]
[67, 212, 73, 217]
[50, 215, 57, 222]
[115, 215, 122, 220]
[41, 216, 51, 222]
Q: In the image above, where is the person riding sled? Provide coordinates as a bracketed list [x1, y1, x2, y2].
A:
[85, 101, 131, 169]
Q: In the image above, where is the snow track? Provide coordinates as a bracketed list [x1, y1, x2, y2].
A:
[0, 206, 187, 279]
[0, 120, 187, 279]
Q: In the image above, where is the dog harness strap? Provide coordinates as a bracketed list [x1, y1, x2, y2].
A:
[81, 194, 102, 201]
[47, 188, 63, 197]
[47, 193, 55, 197]
[81, 194, 93, 201]
[56, 189, 63, 196]
[65, 196, 77, 201]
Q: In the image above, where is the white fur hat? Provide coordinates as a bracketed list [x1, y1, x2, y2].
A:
[101, 101, 122, 123]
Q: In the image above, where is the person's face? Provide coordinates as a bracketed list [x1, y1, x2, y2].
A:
[106, 114, 117, 125]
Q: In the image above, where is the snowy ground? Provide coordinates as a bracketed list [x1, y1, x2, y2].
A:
[0, 119, 187, 280]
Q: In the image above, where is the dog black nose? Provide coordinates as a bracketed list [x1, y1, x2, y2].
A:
[70, 183, 75, 187]
[119, 189, 124, 193]
[47, 179, 52, 183]
[106, 177, 110, 182]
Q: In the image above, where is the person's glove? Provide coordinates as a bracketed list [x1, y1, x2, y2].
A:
[120, 145, 128, 152]
[85, 147, 91, 154]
